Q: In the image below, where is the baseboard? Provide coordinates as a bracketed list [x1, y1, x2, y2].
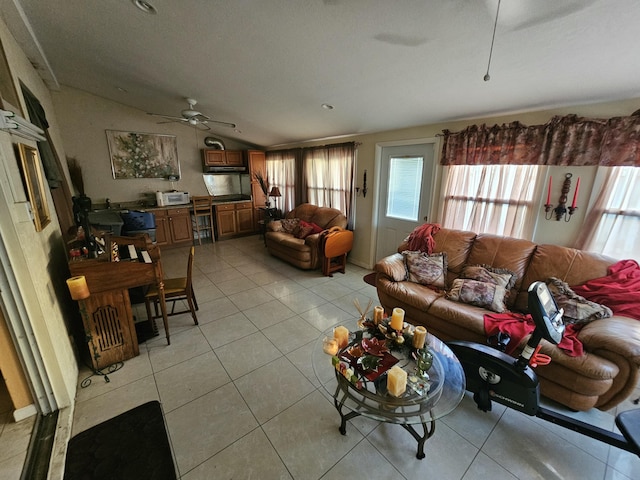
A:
[13, 404, 37, 422]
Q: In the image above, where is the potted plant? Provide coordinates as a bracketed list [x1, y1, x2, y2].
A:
[253, 171, 270, 206]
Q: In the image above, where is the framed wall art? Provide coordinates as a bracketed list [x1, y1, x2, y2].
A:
[16, 143, 50, 231]
[106, 130, 179, 179]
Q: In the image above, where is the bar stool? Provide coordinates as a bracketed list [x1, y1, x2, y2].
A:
[191, 195, 214, 245]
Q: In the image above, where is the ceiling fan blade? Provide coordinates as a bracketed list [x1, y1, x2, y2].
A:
[148, 112, 186, 122]
[206, 119, 237, 129]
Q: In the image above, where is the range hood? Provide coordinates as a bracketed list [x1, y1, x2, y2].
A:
[203, 165, 248, 173]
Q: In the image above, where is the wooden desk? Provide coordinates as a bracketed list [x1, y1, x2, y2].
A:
[69, 235, 167, 370]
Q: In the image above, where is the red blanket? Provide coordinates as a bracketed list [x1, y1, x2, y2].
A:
[484, 312, 584, 357]
[406, 223, 441, 254]
[572, 259, 640, 321]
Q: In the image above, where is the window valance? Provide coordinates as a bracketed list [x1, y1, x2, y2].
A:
[442, 111, 640, 167]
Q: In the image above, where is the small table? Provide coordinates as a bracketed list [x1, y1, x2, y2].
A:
[312, 318, 466, 459]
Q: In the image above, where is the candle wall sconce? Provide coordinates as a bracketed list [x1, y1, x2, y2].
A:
[544, 173, 580, 222]
[355, 169, 368, 197]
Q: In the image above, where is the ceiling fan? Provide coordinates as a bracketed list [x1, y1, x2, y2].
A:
[147, 98, 236, 131]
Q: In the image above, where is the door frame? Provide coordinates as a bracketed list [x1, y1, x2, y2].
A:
[369, 137, 442, 268]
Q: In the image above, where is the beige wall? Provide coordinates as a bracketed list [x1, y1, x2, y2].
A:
[0, 18, 78, 409]
[51, 87, 254, 206]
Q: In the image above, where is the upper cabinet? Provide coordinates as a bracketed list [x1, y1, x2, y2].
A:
[202, 149, 244, 167]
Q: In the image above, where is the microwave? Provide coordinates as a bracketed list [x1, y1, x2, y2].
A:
[156, 191, 190, 207]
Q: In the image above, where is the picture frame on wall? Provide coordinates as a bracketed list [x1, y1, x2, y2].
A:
[106, 130, 179, 179]
[16, 143, 51, 231]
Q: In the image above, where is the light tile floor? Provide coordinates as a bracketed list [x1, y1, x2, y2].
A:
[0, 379, 36, 480]
[18, 235, 640, 479]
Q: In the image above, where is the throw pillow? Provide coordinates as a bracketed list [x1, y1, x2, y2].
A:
[294, 225, 314, 239]
[299, 220, 324, 235]
[402, 251, 447, 289]
[461, 264, 517, 290]
[546, 277, 613, 325]
[447, 278, 509, 313]
[281, 218, 300, 234]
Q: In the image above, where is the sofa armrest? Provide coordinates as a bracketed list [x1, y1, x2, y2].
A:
[578, 316, 640, 366]
[374, 253, 407, 282]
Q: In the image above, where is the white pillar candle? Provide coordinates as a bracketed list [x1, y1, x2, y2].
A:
[333, 325, 349, 349]
[390, 307, 404, 331]
[413, 326, 427, 349]
[387, 366, 407, 397]
[373, 306, 384, 325]
[66, 276, 90, 300]
[322, 337, 339, 355]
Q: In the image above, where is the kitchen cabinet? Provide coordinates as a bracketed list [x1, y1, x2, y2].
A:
[150, 207, 193, 247]
[202, 149, 244, 167]
[247, 150, 267, 231]
[215, 201, 254, 239]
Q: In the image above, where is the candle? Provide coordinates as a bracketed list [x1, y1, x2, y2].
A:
[333, 325, 349, 349]
[571, 177, 580, 208]
[546, 176, 552, 205]
[66, 276, 90, 300]
[413, 326, 427, 349]
[322, 337, 339, 355]
[390, 307, 404, 331]
[373, 306, 384, 325]
[387, 366, 407, 397]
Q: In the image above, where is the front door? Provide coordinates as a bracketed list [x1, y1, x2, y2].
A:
[375, 143, 436, 262]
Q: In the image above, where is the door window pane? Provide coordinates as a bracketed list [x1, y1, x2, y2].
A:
[386, 156, 423, 221]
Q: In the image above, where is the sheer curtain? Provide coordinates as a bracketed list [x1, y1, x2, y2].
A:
[441, 164, 541, 239]
[265, 150, 298, 214]
[303, 143, 355, 225]
[574, 166, 640, 261]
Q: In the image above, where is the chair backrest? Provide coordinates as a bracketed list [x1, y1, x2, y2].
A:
[186, 246, 195, 290]
[192, 196, 213, 215]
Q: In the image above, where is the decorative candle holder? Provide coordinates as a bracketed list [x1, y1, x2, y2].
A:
[414, 347, 433, 378]
[544, 173, 579, 222]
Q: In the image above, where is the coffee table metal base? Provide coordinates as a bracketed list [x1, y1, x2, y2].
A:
[333, 385, 436, 459]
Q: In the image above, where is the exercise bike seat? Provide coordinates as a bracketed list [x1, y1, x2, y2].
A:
[615, 409, 640, 455]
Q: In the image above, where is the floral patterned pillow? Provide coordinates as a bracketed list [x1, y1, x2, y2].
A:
[281, 218, 300, 234]
[447, 278, 508, 313]
[546, 277, 612, 325]
[402, 251, 447, 289]
[461, 264, 517, 290]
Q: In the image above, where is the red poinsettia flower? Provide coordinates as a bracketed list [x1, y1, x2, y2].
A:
[361, 337, 390, 357]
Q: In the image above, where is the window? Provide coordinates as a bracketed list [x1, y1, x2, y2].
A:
[576, 166, 640, 261]
[386, 156, 423, 221]
[441, 164, 540, 238]
[266, 150, 297, 213]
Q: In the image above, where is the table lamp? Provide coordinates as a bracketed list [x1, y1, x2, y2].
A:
[269, 186, 281, 212]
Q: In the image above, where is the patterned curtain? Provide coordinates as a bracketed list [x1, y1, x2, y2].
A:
[442, 112, 640, 167]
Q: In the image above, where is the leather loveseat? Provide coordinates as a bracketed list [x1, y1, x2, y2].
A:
[374, 227, 640, 412]
[265, 203, 348, 270]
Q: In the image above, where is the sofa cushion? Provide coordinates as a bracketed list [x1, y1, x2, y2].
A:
[447, 278, 509, 312]
[546, 277, 612, 325]
[295, 224, 314, 239]
[402, 251, 447, 288]
[267, 220, 284, 232]
[461, 264, 517, 290]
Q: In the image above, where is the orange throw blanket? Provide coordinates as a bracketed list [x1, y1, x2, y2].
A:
[406, 223, 441, 254]
[572, 259, 640, 321]
[484, 312, 584, 357]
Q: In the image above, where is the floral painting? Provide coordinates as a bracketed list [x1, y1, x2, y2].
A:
[106, 130, 179, 179]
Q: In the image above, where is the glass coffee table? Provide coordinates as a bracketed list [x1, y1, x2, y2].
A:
[312, 318, 465, 459]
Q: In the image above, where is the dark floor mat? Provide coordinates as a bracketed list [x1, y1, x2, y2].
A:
[363, 272, 376, 286]
[64, 401, 177, 480]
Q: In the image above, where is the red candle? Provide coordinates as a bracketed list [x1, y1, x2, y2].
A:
[546, 176, 552, 205]
[571, 177, 580, 208]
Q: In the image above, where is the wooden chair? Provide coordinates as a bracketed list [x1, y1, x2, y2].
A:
[191, 195, 214, 245]
[321, 227, 354, 277]
[144, 246, 198, 345]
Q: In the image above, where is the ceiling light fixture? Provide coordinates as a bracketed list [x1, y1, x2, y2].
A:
[484, 0, 501, 82]
[132, 0, 157, 14]
[321, 103, 334, 110]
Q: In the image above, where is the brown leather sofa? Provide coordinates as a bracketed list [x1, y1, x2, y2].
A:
[374, 228, 640, 412]
[265, 203, 348, 270]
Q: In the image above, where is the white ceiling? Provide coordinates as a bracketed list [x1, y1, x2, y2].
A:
[3, 0, 640, 147]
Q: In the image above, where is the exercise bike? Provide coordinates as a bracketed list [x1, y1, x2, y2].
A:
[447, 281, 640, 456]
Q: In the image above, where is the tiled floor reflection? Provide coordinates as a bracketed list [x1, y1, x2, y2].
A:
[65, 235, 639, 480]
